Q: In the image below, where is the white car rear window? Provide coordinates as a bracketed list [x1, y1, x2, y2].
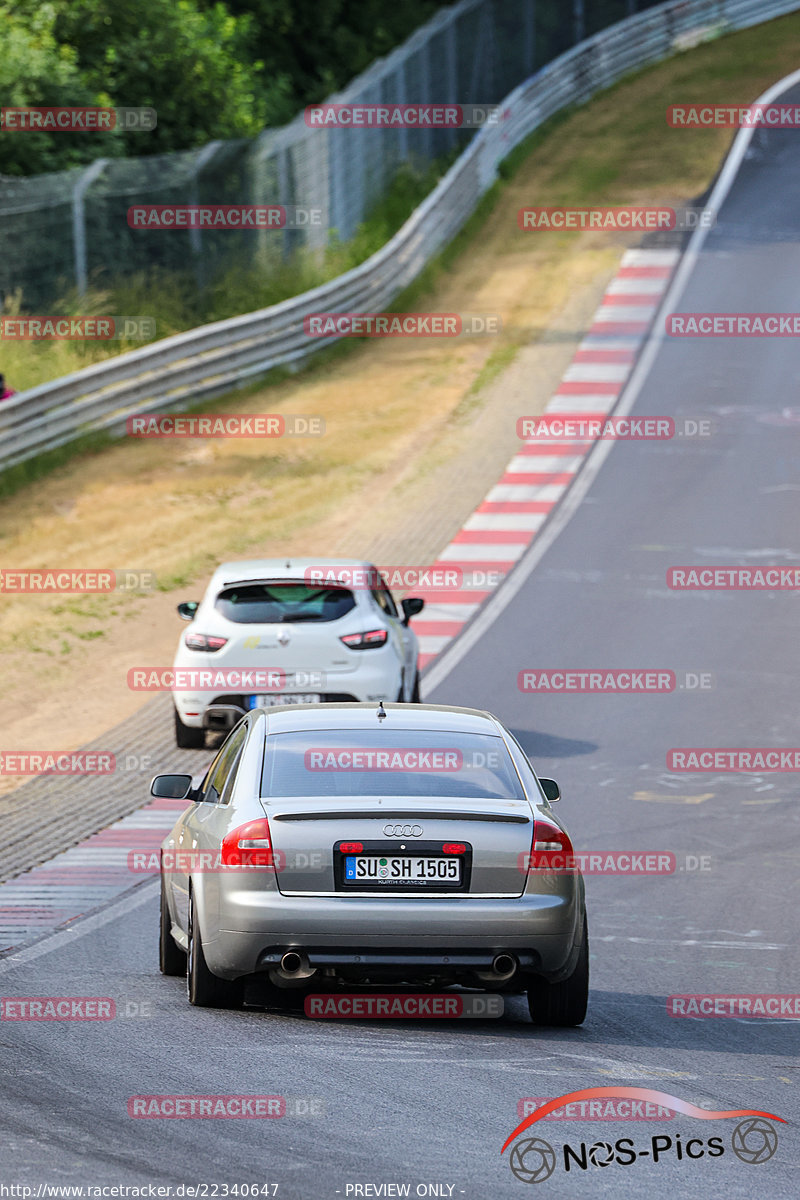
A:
[215, 583, 356, 624]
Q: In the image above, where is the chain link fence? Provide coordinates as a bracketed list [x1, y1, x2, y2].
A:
[0, 0, 666, 310]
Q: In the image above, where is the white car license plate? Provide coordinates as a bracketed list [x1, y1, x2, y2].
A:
[344, 856, 461, 884]
[248, 693, 321, 709]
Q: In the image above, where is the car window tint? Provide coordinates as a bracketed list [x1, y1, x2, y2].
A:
[261, 730, 525, 800]
[197, 747, 225, 801]
[214, 583, 355, 624]
[203, 724, 247, 804]
[371, 585, 398, 618]
[504, 732, 544, 801]
[220, 739, 246, 805]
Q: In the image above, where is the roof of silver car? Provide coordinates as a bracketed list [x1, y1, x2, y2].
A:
[256, 702, 502, 734]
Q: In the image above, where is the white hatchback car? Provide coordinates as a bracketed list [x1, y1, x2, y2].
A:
[171, 559, 425, 748]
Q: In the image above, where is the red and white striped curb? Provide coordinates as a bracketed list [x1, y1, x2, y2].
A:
[0, 246, 678, 953]
[0, 797, 188, 949]
[411, 247, 679, 667]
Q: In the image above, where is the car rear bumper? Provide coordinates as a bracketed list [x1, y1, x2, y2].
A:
[173, 659, 405, 725]
[202, 891, 582, 981]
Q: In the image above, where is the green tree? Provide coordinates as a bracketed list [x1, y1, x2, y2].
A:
[1, 0, 442, 173]
[216, 0, 440, 119]
[0, 2, 115, 174]
[49, 0, 286, 151]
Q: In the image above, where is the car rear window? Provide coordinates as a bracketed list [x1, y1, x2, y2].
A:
[261, 730, 525, 800]
[215, 583, 356, 624]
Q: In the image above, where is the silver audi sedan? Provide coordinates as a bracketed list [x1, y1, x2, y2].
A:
[155, 703, 588, 1025]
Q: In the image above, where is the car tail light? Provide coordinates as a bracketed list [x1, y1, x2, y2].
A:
[220, 818, 275, 869]
[442, 843, 466, 854]
[185, 632, 228, 652]
[339, 841, 363, 853]
[526, 815, 575, 874]
[339, 629, 388, 650]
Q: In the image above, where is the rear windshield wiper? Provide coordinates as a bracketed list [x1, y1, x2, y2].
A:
[278, 612, 328, 622]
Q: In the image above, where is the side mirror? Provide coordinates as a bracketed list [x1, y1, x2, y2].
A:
[177, 601, 199, 621]
[150, 773, 195, 800]
[539, 777, 561, 803]
[401, 597, 425, 625]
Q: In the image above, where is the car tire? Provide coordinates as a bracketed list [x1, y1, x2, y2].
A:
[159, 875, 186, 977]
[411, 671, 421, 703]
[186, 893, 242, 1009]
[175, 709, 206, 750]
[526, 914, 588, 1027]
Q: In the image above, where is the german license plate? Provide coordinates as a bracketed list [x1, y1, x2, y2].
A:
[344, 856, 461, 885]
[248, 693, 321, 709]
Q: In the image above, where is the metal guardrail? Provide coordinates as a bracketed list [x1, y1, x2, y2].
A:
[2, 0, 798, 475]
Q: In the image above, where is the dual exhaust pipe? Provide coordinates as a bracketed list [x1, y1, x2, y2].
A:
[270, 949, 518, 985]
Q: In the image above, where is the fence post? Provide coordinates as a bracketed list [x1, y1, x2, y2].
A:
[419, 37, 433, 161]
[446, 19, 459, 152]
[188, 140, 224, 288]
[251, 129, 275, 266]
[72, 159, 108, 297]
[276, 146, 292, 260]
[302, 124, 330, 256]
[524, 0, 536, 75]
[396, 60, 409, 164]
[573, 0, 585, 43]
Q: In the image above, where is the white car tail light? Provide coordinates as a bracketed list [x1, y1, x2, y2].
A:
[185, 633, 228, 651]
[339, 629, 388, 650]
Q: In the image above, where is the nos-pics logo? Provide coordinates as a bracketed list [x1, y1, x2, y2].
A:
[501, 1087, 784, 1183]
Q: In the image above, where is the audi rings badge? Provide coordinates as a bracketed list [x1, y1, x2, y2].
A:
[382, 824, 423, 837]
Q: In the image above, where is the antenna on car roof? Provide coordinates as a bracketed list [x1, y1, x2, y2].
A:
[286, 560, 291, 569]
[377, 701, 386, 722]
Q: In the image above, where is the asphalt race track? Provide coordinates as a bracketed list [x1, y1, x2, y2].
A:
[1, 80, 799, 1200]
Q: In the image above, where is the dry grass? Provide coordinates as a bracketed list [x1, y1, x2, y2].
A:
[1, 11, 799, 751]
